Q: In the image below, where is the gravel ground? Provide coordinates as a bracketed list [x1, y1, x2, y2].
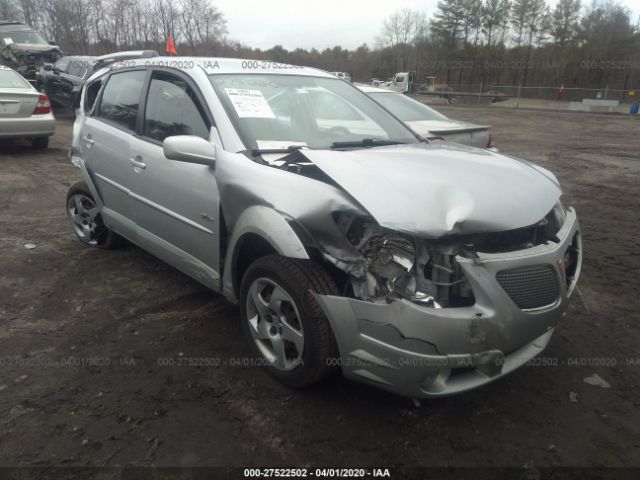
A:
[0, 106, 639, 469]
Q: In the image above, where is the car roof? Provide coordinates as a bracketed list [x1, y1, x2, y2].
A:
[0, 22, 32, 31]
[95, 50, 157, 63]
[355, 83, 394, 94]
[63, 55, 96, 61]
[89, 56, 335, 81]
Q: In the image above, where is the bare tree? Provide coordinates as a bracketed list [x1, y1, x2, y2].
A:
[380, 8, 427, 70]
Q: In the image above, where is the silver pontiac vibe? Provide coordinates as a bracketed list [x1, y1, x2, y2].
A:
[67, 57, 582, 398]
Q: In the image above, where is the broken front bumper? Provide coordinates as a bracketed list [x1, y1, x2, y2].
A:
[315, 208, 582, 398]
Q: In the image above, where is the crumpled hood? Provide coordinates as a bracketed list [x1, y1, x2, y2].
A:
[301, 142, 561, 237]
[8, 43, 61, 54]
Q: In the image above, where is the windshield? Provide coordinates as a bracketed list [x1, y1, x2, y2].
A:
[0, 69, 31, 88]
[1, 30, 48, 46]
[209, 74, 418, 151]
[368, 92, 449, 122]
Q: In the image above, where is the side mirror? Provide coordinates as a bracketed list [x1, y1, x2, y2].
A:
[48, 41, 57, 46]
[43, 63, 53, 71]
[163, 135, 216, 166]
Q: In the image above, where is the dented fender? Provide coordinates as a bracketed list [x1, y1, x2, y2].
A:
[222, 205, 310, 302]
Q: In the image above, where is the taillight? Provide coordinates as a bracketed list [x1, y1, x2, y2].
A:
[486, 130, 495, 149]
[33, 95, 51, 115]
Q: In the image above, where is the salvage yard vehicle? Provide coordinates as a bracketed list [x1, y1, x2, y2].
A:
[0, 65, 54, 148]
[38, 55, 96, 108]
[38, 50, 158, 110]
[67, 58, 582, 399]
[358, 84, 496, 149]
[330, 71, 351, 82]
[0, 21, 62, 84]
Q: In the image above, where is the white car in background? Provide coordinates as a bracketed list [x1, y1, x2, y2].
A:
[330, 71, 351, 82]
[0, 65, 54, 148]
[358, 84, 495, 150]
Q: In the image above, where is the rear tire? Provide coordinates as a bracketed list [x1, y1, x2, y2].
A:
[66, 181, 123, 250]
[239, 254, 339, 388]
[32, 137, 49, 149]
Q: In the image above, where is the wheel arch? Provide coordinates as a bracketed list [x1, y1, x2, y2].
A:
[222, 205, 312, 303]
[70, 155, 104, 211]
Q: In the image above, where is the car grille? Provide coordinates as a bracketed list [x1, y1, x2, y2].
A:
[496, 264, 560, 309]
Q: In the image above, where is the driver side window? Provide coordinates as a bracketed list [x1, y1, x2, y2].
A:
[143, 72, 210, 143]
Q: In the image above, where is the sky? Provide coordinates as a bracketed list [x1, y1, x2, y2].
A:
[213, 0, 640, 51]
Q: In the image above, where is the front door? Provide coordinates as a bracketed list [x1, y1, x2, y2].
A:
[127, 70, 221, 288]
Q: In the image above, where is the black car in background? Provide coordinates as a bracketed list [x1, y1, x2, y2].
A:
[38, 55, 95, 108]
[37, 50, 158, 110]
[0, 21, 63, 83]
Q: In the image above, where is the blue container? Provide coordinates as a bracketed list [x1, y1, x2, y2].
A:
[631, 103, 639, 115]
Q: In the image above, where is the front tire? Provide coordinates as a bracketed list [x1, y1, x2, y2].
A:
[66, 181, 122, 249]
[239, 255, 339, 388]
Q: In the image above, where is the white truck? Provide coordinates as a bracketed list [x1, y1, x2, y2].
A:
[390, 71, 414, 93]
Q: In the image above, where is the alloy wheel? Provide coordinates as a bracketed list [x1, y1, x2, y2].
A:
[67, 193, 101, 246]
[245, 277, 305, 371]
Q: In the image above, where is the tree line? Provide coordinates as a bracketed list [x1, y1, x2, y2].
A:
[1, 0, 639, 93]
[0, 0, 227, 55]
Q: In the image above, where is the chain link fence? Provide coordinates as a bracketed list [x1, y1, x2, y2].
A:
[448, 84, 636, 103]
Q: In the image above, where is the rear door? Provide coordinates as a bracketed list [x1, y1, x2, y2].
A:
[79, 68, 148, 240]
[0, 69, 39, 119]
[127, 69, 221, 287]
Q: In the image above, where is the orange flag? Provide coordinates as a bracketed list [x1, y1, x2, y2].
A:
[166, 36, 177, 56]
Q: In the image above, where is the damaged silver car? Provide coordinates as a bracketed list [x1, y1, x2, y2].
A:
[67, 58, 582, 398]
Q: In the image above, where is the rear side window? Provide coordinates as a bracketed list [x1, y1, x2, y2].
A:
[67, 59, 88, 78]
[84, 79, 103, 113]
[97, 70, 146, 131]
[143, 72, 209, 142]
[53, 58, 69, 73]
[370, 92, 448, 122]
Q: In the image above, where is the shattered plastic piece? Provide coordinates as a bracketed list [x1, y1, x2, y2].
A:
[24, 243, 37, 249]
[583, 373, 611, 389]
[569, 391, 578, 403]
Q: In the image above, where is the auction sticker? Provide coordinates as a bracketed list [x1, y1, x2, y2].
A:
[225, 88, 275, 119]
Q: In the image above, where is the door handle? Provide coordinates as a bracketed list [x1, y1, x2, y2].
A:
[82, 135, 94, 145]
[129, 156, 146, 170]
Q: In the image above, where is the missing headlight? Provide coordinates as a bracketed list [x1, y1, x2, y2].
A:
[332, 212, 475, 306]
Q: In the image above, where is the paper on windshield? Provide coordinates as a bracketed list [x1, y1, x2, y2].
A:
[4, 38, 13, 45]
[256, 140, 307, 150]
[256, 140, 308, 165]
[225, 88, 275, 119]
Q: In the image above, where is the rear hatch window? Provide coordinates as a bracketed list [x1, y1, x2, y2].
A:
[0, 69, 31, 89]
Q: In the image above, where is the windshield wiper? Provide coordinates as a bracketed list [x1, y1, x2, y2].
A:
[250, 145, 305, 157]
[330, 138, 407, 149]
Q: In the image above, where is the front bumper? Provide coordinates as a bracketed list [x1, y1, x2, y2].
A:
[0, 113, 55, 139]
[315, 208, 582, 398]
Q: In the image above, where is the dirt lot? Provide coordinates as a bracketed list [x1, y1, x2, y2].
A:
[1, 105, 639, 469]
